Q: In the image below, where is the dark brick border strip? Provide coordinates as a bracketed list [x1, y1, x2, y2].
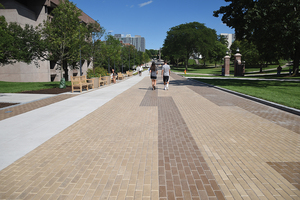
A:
[157, 97, 225, 199]
[140, 85, 225, 199]
[140, 87, 158, 106]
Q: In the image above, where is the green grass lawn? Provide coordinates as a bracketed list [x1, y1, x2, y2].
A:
[183, 74, 299, 79]
[0, 81, 71, 93]
[172, 65, 225, 74]
[172, 60, 290, 75]
[194, 79, 300, 109]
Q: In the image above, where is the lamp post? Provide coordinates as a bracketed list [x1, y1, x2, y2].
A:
[128, 47, 130, 71]
[108, 57, 110, 74]
[79, 21, 84, 76]
[121, 54, 123, 73]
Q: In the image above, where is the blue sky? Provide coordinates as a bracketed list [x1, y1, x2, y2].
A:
[71, 0, 234, 50]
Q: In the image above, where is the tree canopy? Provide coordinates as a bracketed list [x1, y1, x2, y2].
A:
[162, 22, 217, 70]
[0, 16, 42, 65]
[214, 0, 300, 75]
[42, 0, 86, 81]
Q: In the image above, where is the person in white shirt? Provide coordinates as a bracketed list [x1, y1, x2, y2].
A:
[161, 61, 171, 90]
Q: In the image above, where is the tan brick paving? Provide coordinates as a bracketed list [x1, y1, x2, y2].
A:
[169, 73, 300, 199]
[184, 77, 300, 134]
[0, 73, 299, 199]
[0, 94, 77, 121]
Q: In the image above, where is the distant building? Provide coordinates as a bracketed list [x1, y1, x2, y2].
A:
[0, 0, 97, 82]
[114, 34, 145, 52]
[221, 33, 235, 49]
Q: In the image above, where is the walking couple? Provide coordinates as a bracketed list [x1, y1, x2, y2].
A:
[149, 61, 170, 90]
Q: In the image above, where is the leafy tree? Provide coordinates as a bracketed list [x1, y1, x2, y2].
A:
[0, 16, 15, 65]
[143, 52, 150, 65]
[81, 22, 105, 71]
[162, 22, 216, 70]
[93, 40, 106, 70]
[42, 0, 85, 81]
[122, 45, 136, 70]
[217, 34, 228, 47]
[214, 0, 300, 75]
[103, 35, 122, 72]
[146, 49, 159, 59]
[0, 16, 43, 65]
[208, 40, 228, 67]
[145, 49, 152, 59]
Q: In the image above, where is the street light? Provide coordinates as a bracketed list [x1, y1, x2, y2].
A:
[121, 54, 123, 73]
[128, 47, 130, 71]
[79, 21, 83, 76]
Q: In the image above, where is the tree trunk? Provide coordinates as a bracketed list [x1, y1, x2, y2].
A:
[185, 56, 188, 71]
[259, 66, 262, 73]
[293, 46, 299, 76]
[63, 60, 69, 81]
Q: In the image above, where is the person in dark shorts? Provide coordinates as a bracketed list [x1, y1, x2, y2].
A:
[149, 62, 157, 90]
[161, 61, 171, 90]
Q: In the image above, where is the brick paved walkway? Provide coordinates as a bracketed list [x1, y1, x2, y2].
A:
[0, 73, 299, 199]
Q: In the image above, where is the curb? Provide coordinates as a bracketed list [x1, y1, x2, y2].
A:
[185, 77, 300, 117]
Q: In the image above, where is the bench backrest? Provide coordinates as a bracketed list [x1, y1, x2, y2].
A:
[71, 75, 88, 85]
[80, 75, 88, 83]
[71, 76, 81, 85]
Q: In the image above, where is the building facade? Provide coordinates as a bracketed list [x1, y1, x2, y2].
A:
[0, 0, 96, 82]
[114, 34, 145, 52]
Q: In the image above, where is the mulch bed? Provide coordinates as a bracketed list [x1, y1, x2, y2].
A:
[19, 86, 72, 94]
[0, 103, 19, 109]
[0, 87, 72, 109]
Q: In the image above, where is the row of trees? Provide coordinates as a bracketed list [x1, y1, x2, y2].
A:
[0, 0, 150, 82]
[145, 49, 160, 60]
[214, 0, 300, 76]
[91, 35, 150, 77]
[161, 22, 228, 70]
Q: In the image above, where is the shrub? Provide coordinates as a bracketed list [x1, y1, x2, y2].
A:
[87, 67, 107, 78]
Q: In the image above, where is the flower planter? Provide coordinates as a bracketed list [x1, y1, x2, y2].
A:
[88, 77, 99, 88]
[103, 76, 111, 84]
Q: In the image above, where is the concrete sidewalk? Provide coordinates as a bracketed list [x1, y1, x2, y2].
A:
[0, 72, 299, 199]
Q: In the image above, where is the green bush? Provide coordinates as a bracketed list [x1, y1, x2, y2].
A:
[87, 67, 107, 78]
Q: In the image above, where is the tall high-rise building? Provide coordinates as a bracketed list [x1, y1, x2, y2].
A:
[114, 34, 145, 52]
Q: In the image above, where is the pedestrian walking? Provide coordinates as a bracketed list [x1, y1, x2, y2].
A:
[149, 62, 158, 90]
[139, 65, 143, 76]
[111, 69, 116, 83]
[161, 60, 171, 90]
[277, 65, 282, 76]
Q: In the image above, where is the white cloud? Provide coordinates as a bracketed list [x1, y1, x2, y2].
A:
[139, 0, 153, 7]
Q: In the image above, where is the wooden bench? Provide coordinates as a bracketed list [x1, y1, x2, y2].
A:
[118, 72, 125, 80]
[126, 71, 133, 77]
[71, 75, 94, 93]
[99, 75, 107, 86]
